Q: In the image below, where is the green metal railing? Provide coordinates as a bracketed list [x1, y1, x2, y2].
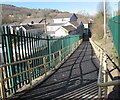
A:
[109, 15, 120, 56]
[0, 26, 82, 99]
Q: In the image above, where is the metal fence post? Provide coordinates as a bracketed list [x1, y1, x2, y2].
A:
[47, 35, 52, 67]
[98, 49, 103, 99]
[27, 61, 32, 87]
[43, 57, 47, 76]
[61, 36, 64, 59]
[4, 26, 15, 93]
[0, 67, 6, 100]
[53, 54, 55, 67]
[98, 86, 102, 99]
[59, 51, 62, 62]
[103, 53, 108, 98]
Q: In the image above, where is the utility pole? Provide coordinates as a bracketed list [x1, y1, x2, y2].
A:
[44, 18, 47, 34]
[103, 2, 108, 98]
[104, 0, 106, 39]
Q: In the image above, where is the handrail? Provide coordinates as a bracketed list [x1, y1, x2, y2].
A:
[1, 46, 72, 82]
[0, 40, 80, 80]
[98, 61, 120, 87]
[98, 80, 120, 87]
[89, 38, 120, 98]
[0, 39, 82, 99]
[90, 39, 120, 72]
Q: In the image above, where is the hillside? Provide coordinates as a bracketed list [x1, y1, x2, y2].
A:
[1, 4, 61, 25]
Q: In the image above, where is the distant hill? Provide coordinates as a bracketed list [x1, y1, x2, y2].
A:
[1, 4, 61, 25]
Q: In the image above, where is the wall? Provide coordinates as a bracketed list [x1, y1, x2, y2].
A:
[70, 15, 77, 22]
[77, 25, 84, 36]
[69, 30, 76, 35]
[47, 25, 61, 31]
[55, 27, 68, 36]
[84, 24, 88, 29]
[53, 18, 70, 23]
[64, 22, 77, 28]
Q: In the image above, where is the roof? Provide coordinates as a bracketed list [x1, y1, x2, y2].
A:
[23, 24, 44, 30]
[11, 24, 44, 30]
[54, 13, 76, 19]
[21, 18, 45, 24]
[27, 28, 44, 35]
[46, 19, 54, 24]
[69, 21, 79, 27]
[62, 25, 76, 32]
[77, 18, 89, 24]
[47, 23, 65, 26]
[46, 31, 55, 35]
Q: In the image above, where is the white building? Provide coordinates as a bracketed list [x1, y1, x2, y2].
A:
[54, 25, 76, 36]
[47, 23, 65, 32]
[53, 13, 78, 24]
[64, 21, 84, 35]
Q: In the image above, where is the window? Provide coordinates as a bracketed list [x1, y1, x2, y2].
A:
[31, 21, 34, 24]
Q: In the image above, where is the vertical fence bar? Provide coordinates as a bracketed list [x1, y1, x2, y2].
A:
[17, 30, 24, 87]
[26, 32, 31, 83]
[98, 49, 103, 99]
[37, 34, 41, 76]
[59, 51, 62, 62]
[30, 33, 35, 79]
[47, 35, 52, 67]
[20, 29, 27, 84]
[23, 30, 29, 83]
[103, 53, 108, 98]
[13, 30, 21, 89]
[36, 34, 39, 77]
[33, 33, 37, 78]
[27, 61, 32, 87]
[20, 30, 26, 85]
[98, 86, 102, 99]
[43, 57, 47, 76]
[4, 26, 15, 93]
[53, 53, 55, 68]
[61, 37, 64, 59]
[2, 30, 10, 95]
[0, 67, 6, 100]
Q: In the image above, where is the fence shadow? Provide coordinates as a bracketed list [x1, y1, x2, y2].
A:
[108, 76, 120, 100]
[11, 41, 99, 99]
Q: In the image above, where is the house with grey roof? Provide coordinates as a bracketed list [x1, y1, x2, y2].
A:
[64, 21, 79, 28]
[77, 18, 93, 38]
[47, 23, 65, 32]
[54, 25, 76, 36]
[20, 18, 46, 25]
[77, 18, 89, 28]
[53, 13, 78, 23]
[11, 24, 45, 35]
[24, 24, 45, 34]
[64, 21, 84, 36]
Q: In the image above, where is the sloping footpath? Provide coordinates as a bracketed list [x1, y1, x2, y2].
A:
[12, 41, 100, 99]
